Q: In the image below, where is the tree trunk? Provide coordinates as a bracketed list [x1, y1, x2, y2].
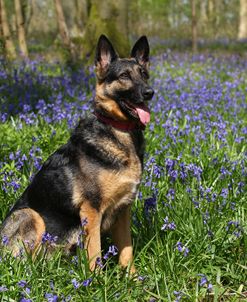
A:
[191, 0, 197, 53]
[72, 0, 88, 37]
[83, 0, 130, 61]
[54, 0, 75, 61]
[24, 0, 34, 35]
[15, 0, 28, 57]
[199, 1, 207, 36]
[0, 0, 16, 59]
[238, 0, 247, 39]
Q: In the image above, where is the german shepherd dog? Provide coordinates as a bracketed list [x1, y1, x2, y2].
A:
[0, 35, 154, 273]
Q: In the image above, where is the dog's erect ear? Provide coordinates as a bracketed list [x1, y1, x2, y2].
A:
[131, 36, 149, 69]
[95, 35, 118, 78]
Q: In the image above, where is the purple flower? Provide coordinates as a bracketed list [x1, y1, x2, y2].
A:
[220, 188, 229, 198]
[45, 293, 58, 302]
[166, 188, 175, 200]
[76, 230, 85, 248]
[176, 241, 189, 257]
[176, 242, 183, 253]
[199, 276, 207, 286]
[183, 246, 189, 257]
[0, 285, 8, 292]
[82, 277, 92, 287]
[72, 278, 80, 289]
[96, 257, 103, 268]
[226, 220, 242, 237]
[42, 233, 58, 244]
[24, 287, 31, 295]
[137, 275, 146, 281]
[174, 291, 182, 302]
[81, 217, 88, 227]
[144, 195, 157, 215]
[2, 235, 9, 246]
[61, 295, 72, 302]
[103, 245, 118, 260]
[161, 216, 176, 231]
[71, 256, 78, 265]
[198, 274, 213, 291]
[153, 164, 163, 178]
[165, 158, 176, 171]
[9, 180, 21, 191]
[18, 280, 27, 288]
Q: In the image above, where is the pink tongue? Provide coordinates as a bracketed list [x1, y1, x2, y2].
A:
[135, 104, 150, 125]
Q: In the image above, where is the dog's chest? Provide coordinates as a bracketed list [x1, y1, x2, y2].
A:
[99, 131, 143, 231]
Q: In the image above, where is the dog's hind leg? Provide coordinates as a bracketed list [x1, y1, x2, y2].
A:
[0, 208, 45, 256]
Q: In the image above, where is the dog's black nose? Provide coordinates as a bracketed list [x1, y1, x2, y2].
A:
[143, 88, 154, 100]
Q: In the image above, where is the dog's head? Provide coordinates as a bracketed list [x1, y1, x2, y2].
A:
[94, 35, 154, 126]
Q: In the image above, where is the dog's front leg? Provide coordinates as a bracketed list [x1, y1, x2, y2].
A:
[80, 203, 102, 271]
[112, 205, 136, 274]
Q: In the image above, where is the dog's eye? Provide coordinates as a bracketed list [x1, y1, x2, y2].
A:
[119, 72, 129, 79]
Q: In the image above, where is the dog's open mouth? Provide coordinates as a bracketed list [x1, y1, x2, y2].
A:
[121, 100, 151, 126]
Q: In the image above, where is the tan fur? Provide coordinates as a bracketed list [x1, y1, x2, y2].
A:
[111, 205, 136, 273]
[95, 83, 129, 121]
[80, 203, 102, 270]
[99, 129, 142, 228]
[72, 129, 142, 271]
[1, 208, 45, 256]
[72, 179, 83, 207]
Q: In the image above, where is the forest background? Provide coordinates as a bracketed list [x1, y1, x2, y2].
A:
[1, 0, 247, 62]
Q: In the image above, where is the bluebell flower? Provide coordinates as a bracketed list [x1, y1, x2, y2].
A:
[161, 216, 176, 231]
[0, 285, 8, 292]
[198, 274, 213, 291]
[72, 278, 80, 289]
[174, 290, 182, 302]
[144, 195, 157, 216]
[81, 218, 88, 227]
[96, 257, 103, 268]
[2, 235, 9, 246]
[176, 242, 189, 256]
[103, 245, 118, 260]
[18, 280, 27, 288]
[82, 277, 92, 287]
[137, 275, 146, 281]
[42, 233, 58, 244]
[45, 293, 59, 302]
[220, 188, 229, 198]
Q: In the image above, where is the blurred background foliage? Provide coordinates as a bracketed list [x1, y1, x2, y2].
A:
[0, 0, 247, 63]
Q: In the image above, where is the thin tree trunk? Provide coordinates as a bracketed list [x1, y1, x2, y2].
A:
[0, 0, 16, 59]
[73, 0, 87, 36]
[54, 0, 75, 61]
[191, 0, 197, 53]
[24, 0, 34, 35]
[200, 1, 207, 36]
[238, 0, 247, 39]
[15, 0, 28, 57]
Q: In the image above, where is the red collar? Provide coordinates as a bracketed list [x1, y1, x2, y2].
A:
[94, 111, 145, 131]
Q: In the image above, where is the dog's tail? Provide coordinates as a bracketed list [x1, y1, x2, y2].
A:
[0, 208, 45, 256]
